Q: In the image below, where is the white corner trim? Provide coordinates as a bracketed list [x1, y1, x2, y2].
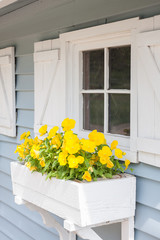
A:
[0, 0, 18, 9]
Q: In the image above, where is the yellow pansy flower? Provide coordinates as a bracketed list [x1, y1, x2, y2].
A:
[30, 145, 40, 159]
[48, 126, 59, 139]
[68, 155, 79, 168]
[98, 146, 112, 165]
[125, 159, 130, 170]
[98, 146, 112, 158]
[58, 152, 68, 166]
[66, 142, 80, 155]
[30, 166, 37, 171]
[20, 131, 30, 140]
[106, 159, 114, 168]
[88, 130, 106, 146]
[40, 160, 45, 167]
[34, 136, 42, 145]
[15, 144, 26, 159]
[82, 171, 92, 182]
[64, 132, 80, 154]
[80, 139, 96, 153]
[99, 156, 110, 165]
[115, 148, 123, 159]
[39, 125, 47, 136]
[61, 118, 76, 131]
[51, 135, 61, 149]
[77, 156, 84, 164]
[25, 162, 31, 169]
[111, 140, 118, 150]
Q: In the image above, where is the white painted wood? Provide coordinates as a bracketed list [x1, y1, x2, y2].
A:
[139, 152, 160, 168]
[11, 162, 136, 228]
[152, 19, 160, 167]
[130, 29, 138, 154]
[137, 17, 153, 33]
[76, 228, 102, 240]
[136, 20, 160, 166]
[0, 0, 18, 9]
[34, 50, 59, 62]
[137, 30, 160, 47]
[0, 56, 10, 65]
[137, 138, 160, 155]
[0, 47, 15, 137]
[138, 46, 160, 105]
[121, 217, 134, 240]
[80, 89, 131, 94]
[61, 17, 139, 42]
[34, 39, 66, 134]
[64, 218, 127, 232]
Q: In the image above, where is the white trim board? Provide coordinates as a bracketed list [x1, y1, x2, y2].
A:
[0, 0, 18, 9]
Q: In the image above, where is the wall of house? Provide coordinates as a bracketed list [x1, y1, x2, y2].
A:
[0, 0, 160, 240]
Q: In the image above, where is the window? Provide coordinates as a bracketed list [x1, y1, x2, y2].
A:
[82, 46, 131, 136]
[61, 18, 138, 163]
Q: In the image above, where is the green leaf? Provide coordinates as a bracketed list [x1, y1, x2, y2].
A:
[104, 173, 112, 179]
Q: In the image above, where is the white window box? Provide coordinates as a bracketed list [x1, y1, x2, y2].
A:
[11, 162, 136, 228]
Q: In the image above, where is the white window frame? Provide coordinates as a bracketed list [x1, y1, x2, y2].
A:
[61, 17, 138, 162]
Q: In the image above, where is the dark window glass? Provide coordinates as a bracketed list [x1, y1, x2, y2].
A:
[109, 94, 130, 136]
[83, 49, 104, 89]
[83, 94, 104, 132]
[109, 46, 130, 89]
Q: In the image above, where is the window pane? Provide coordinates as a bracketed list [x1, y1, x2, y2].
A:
[109, 46, 130, 89]
[83, 94, 104, 132]
[109, 94, 130, 136]
[83, 49, 104, 89]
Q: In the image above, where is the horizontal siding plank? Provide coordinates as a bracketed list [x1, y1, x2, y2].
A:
[126, 163, 160, 182]
[16, 91, 34, 110]
[135, 203, 160, 239]
[0, 142, 17, 160]
[17, 109, 34, 128]
[135, 229, 159, 240]
[16, 55, 34, 74]
[1, 202, 59, 240]
[0, 172, 12, 191]
[136, 177, 160, 210]
[0, 157, 12, 175]
[0, 231, 12, 240]
[16, 75, 34, 91]
[0, 217, 35, 240]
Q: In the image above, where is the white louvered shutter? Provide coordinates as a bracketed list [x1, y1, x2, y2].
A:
[0, 47, 15, 137]
[34, 39, 66, 134]
[137, 28, 160, 167]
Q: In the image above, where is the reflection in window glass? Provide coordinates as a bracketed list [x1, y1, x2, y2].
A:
[83, 49, 104, 89]
[83, 94, 104, 132]
[109, 94, 130, 136]
[109, 46, 130, 89]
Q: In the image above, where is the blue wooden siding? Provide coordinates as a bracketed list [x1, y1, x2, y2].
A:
[0, 1, 160, 240]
